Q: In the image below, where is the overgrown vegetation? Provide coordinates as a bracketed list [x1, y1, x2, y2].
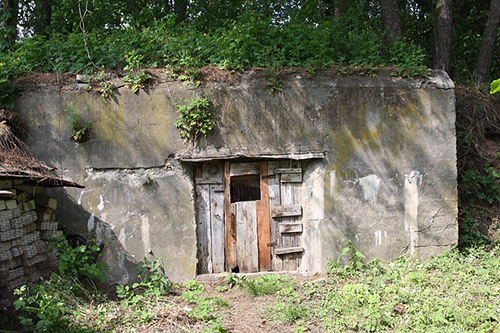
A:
[63, 105, 93, 143]
[174, 96, 215, 144]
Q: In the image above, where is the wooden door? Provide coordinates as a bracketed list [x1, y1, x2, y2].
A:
[196, 160, 302, 274]
[224, 162, 271, 273]
[195, 162, 225, 274]
[268, 160, 304, 271]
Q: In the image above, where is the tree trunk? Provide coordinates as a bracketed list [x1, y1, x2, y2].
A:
[380, 0, 402, 41]
[433, 0, 453, 74]
[174, 0, 188, 23]
[34, 0, 52, 35]
[2, 0, 18, 46]
[473, 0, 500, 82]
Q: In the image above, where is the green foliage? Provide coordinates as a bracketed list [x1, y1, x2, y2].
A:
[328, 240, 384, 278]
[243, 274, 292, 297]
[63, 105, 93, 143]
[174, 96, 215, 143]
[98, 81, 114, 98]
[122, 53, 151, 93]
[266, 68, 283, 94]
[266, 247, 500, 331]
[490, 78, 500, 94]
[181, 280, 228, 331]
[116, 257, 172, 307]
[14, 236, 107, 331]
[223, 272, 245, 288]
[460, 166, 500, 204]
[52, 236, 106, 282]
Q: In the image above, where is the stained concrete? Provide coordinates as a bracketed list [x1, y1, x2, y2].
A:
[15, 69, 457, 282]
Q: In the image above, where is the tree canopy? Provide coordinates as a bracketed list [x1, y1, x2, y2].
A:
[0, 0, 499, 108]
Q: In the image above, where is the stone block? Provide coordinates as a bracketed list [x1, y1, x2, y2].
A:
[5, 200, 17, 210]
[8, 277, 24, 290]
[0, 218, 11, 232]
[0, 242, 11, 253]
[16, 191, 34, 203]
[0, 180, 12, 189]
[7, 267, 24, 281]
[36, 221, 58, 231]
[22, 253, 47, 267]
[0, 201, 5, 210]
[0, 229, 23, 242]
[36, 210, 55, 222]
[22, 223, 37, 235]
[13, 180, 23, 185]
[23, 244, 38, 259]
[10, 211, 37, 229]
[21, 231, 40, 246]
[5, 256, 21, 269]
[10, 247, 23, 258]
[35, 197, 57, 210]
[33, 240, 47, 252]
[19, 200, 36, 213]
[0, 250, 13, 261]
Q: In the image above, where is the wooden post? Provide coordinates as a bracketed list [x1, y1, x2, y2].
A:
[224, 162, 237, 270]
[257, 162, 271, 271]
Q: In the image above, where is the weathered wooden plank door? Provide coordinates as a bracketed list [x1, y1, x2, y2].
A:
[232, 201, 259, 272]
[195, 162, 225, 274]
[268, 160, 303, 271]
[224, 162, 271, 273]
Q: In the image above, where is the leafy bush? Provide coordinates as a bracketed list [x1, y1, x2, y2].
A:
[14, 236, 106, 331]
[63, 105, 93, 143]
[116, 257, 172, 307]
[243, 274, 292, 297]
[174, 96, 215, 144]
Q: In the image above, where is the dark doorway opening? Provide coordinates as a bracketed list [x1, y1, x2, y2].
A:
[230, 174, 260, 202]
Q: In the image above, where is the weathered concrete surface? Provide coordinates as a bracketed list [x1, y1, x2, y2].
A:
[15, 69, 457, 282]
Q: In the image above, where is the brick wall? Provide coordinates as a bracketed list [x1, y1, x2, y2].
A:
[0, 180, 63, 319]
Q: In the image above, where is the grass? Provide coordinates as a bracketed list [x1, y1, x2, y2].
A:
[12, 246, 500, 332]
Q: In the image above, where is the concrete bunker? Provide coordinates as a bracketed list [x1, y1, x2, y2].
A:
[13, 69, 458, 283]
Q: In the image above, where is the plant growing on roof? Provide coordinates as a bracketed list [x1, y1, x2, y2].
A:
[174, 95, 215, 144]
[63, 105, 93, 143]
[122, 53, 151, 93]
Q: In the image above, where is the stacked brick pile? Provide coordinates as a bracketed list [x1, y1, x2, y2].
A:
[0, 179, 63, 312]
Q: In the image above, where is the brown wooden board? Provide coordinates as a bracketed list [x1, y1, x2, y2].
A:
[210, 185, 225, 273]
[276, 168, 302, 174]
[224, 162, 237, 270]
[271, 205, 302, 218]
[230, 162, 261, 176]
[281, 173, 302, 183]
[196, 184, 211, 273]
[267, 160, 282, 271]
[233, 201, 259, 272]
[257, 162, 271, 271]
[195, 178, 224, 185]
[275, 247, 304, 255]
[279, 223, 303, 234]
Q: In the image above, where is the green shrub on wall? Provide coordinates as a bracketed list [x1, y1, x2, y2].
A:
[174, 96, 215, 145]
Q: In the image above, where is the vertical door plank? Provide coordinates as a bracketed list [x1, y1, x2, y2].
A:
[257, 162, 271, 271]
[279, 161, 293, 270]
[235, 201, 258, 272]
[224, 162, 237, 270]
[267, 160, 282, 271]
[210, 185, 225, 273]
[196, 184, 212, 273]
[290, 160, 302, 269]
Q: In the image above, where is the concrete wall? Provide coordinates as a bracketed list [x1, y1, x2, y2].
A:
[14, 69, 457, 282]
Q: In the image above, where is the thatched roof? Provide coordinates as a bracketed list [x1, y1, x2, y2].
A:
[0, 121, 83, 188]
